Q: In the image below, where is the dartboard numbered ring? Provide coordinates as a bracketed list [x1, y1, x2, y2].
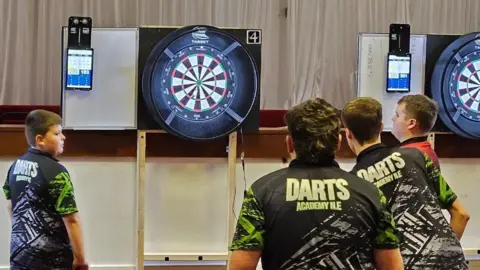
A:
[431, 32, 480, 139]
[142, 25, 259, 141]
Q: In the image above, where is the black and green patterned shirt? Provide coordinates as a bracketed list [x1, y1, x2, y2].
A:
[3, 148, 78, 269]
[230, 159, 400, 270]
[351, 144, 468, 269]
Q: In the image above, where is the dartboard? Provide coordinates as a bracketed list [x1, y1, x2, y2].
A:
[141, 25, 259, 141]
[164, 47, 234, 119]
[431, 32, 480, 139]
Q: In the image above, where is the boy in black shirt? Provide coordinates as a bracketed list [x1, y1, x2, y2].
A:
[3, 110, 88, 269]
[342, 97, 470, 269]
[229, 98, 403, 270]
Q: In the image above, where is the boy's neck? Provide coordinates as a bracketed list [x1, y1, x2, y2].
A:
[31, 146, 55, 157]
[401, 133, 429, 143]
[354, 137, 382, 156]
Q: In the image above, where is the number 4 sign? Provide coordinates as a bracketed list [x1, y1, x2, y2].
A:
[247, 30, 262, 44]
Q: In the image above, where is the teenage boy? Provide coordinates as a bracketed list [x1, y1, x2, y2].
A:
[229, 98, 403, 270]
[3, 110, 88, 270]
[342, 97, 470, 269]
[392, 94, 440, 169]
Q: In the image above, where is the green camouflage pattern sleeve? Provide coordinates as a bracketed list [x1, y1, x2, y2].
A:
[230, 187, 265, 251]
[48, 172, 78, 215]
[2, 175, 10, 200]
[374, 188, 400, 249]
[424, 153, 457, 209]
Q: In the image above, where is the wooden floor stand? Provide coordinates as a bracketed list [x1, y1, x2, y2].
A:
[135, 130, 238, 268]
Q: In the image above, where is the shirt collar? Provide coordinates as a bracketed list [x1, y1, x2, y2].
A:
[28, 147, 59, 161]
[398, 136, 429, 147]
[289, 157, 340, 168]
[356, 143, 387, 163]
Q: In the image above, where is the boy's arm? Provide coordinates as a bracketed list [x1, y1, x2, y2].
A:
[63, 213, 86, 266]
[49, 171, 87, 265]
[228, 187, 265, 270]
[373, 188, 404, 270]
[424, 154, 470, 240]
[6, 200, 12, 219]
[3, 173, 12, 219]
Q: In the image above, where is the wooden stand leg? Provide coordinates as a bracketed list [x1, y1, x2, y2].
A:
[136, 130, 146, 270]
[226, 132, 238, 270]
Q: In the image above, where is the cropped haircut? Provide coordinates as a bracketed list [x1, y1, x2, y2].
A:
[284, 98, 341, 163]
[25, 109, 62, 146]
[398, 94, 438, 133]
[342, 97, 383, 145]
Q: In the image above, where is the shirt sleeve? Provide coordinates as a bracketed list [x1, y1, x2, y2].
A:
[2, 175, 10, 200]
[374, 188, 400, 249]
[48, 171, 78, 215]
[3, 166, 12, 200]
[424, 153, 457, 209]
[230, 187, 265, 251]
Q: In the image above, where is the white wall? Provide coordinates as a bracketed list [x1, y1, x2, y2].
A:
[0, 157, 477, 269]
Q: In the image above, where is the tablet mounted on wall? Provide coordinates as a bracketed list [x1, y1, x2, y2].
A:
[65, 47, 94, 91]
[386, 52, 412, 93]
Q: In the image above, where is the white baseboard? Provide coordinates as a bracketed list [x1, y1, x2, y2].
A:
[0, 265, 135, 270]
[145, 261, 226, 266]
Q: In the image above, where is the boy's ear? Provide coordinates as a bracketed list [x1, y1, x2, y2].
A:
[406, 118, 417, 130]
[285, 135, 294, 154]
[35, 134, 45, 146]
[337, 133, 343, 152]
[345, 128, 353, 140]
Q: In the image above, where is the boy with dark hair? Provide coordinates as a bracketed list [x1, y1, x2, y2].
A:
[342, 97, 470, 269]
[3, 109, 88, 270]
[392, 94, 440, 169]
[229, 98, 403, 270]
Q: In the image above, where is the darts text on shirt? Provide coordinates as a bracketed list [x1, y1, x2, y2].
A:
[12, 159, 39, 183]
[356, 152, 406, 188]
[286, 178, 350, 212]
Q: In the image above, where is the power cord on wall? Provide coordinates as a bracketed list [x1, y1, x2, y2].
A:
[240, 127, 247, 195]
[232, 127, 248, 221]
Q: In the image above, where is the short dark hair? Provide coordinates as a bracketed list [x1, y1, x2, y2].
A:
[342, 97, 383, 145]
[284, 98, 341, 163]
[398, 94, 438, 133]
[25, 110, 62, 146]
